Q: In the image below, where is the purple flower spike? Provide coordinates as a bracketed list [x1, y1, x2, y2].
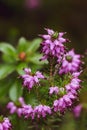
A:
[40, 28, 68, 62]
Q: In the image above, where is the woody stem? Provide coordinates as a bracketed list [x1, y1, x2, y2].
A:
[49, 57, 54, 86]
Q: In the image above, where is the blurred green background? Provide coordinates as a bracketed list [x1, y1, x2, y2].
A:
[0, 0, 87, 130]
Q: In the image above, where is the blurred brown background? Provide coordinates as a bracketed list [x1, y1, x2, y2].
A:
[0, 0, 87, 53]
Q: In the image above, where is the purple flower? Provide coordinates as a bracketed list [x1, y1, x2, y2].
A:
[40, 28, 68, 62]
[59, 49, 81, 74]
[22, 105, 34, 119]
[65, 77, 81, 100]
[0, 124, 3, 130]
[53, 95, 73, 113]
[21, 68, 44, 90]
[49, 86, 59, 95]
[24, 68, 31, 74]
[7, 102, 16, 114]
[70, 78, 81, 90]
[63, 95, 72, 106]
[67, 92, 77, 100]
[35, 71, 44, 79]
[34, 105, 51, 118]
[53, 98, 66, 113]
[73, 104, 82, 118]
[7, 97, 25, 117]
[0, 117, 12, 130]
[72, 71, 82, 78]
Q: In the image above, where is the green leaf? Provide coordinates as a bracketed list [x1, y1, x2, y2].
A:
[24, 89, 39, 106]
[25, 94, 39, 106]
[28, 53, 48, 65]
[2, 53, 16, 63]
[26, 38, 42, 54]
[17, 37, 30, 53]
[0, 78, 11, 98]
[9, 80, 23, 102]
[0, 64, 15, 80]
[0, 43, 16, 56]
[0, 85, 9, 98]
[0, 43, 17, 63]
[16, 62, 28, 75]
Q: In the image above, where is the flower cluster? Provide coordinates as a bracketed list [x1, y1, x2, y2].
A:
[33, 105, 51, 118]
[7, 97, 25, 117]
[59, 49, 81, 74]
[53, 72, 81, 113]
[23, 104, 52, 119]
[22, 105, 34, 119]
[0, 117, 11, 130]
[40, 28, 68, 62]
[21, 68, 44, 90]
[7, 100, 52, 119]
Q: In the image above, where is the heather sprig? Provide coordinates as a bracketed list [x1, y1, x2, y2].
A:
[7, 28, 82, 129]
